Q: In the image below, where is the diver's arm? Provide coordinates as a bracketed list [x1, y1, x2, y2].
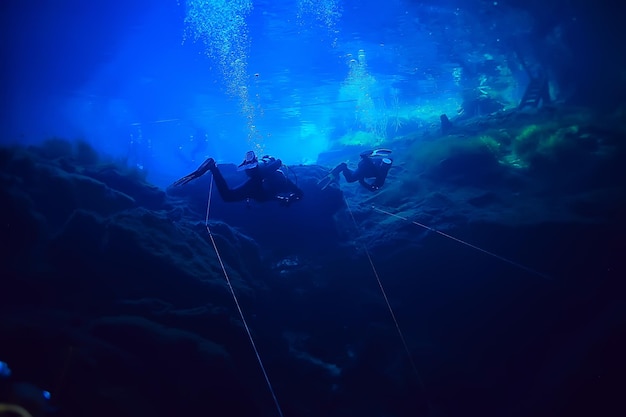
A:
[372, 169, 390, 188]
[289, 184, 304, 200]
[359, 178, 379, 192]
[359, 168, 389, 191]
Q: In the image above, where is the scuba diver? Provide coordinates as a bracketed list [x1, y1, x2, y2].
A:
[173, 151, 303, 205]
[320, 149, 393, 192]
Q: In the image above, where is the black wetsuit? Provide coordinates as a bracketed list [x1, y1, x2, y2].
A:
[209, 157, 303, 202]
[334, 156, 392, 191]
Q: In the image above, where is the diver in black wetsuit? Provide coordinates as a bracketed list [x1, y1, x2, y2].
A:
[322, 149, 393, 192]
[173, 151, 303, 205]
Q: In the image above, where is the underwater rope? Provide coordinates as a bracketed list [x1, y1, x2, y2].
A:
[371, 206, 552, 280]
[343, 198, 426, 389]
[204, 178, 285, 417]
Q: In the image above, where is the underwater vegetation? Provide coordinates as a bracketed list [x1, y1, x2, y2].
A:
[403, 106, 623, 173]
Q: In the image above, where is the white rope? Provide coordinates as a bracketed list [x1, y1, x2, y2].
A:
[372, 205, 552, 280]
[344, 198, 425, 388]
[204, 178, 284, 417]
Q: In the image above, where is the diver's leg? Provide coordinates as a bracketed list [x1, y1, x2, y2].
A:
[331, 162, 358, 182]
[210, 166, 249, 202]
[172, 157, 215, 186]
[341, 166, 360, 183]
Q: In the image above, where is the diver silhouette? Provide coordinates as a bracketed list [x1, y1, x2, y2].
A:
[320, 149, 393, 192]
[173, 151, 303, 205]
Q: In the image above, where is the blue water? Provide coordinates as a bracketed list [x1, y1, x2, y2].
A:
[1, 1, 625, 417]
[2, 0, 473, 186]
